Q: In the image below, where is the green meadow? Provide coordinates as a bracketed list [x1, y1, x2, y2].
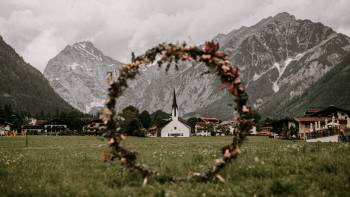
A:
[0, 136, 349, 196]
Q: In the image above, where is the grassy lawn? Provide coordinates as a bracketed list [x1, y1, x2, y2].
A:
[0, 136, 349, 196]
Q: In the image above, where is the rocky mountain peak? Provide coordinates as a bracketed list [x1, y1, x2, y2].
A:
[272, 12, 296, 22]
[44, 41, 122, 113]
[73, 41, 94, 48]
[59, 41, 109, 63]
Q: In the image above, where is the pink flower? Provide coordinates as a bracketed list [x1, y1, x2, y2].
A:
[242, 105, 249, 113]
[201, 54, 211, 60]
[108, 138, 115, 144]
[221, 65, 230, 72]
[215, 51, 226, 58]
[233, 77, 241, 84]
[224, 149, 232, 158]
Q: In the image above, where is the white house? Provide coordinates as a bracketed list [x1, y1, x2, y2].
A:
[161, 90, 190, 137]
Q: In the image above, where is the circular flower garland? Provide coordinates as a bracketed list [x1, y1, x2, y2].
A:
[102, 41, 253, 186]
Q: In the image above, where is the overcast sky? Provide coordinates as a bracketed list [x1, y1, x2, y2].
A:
[1, 0, 350, 72]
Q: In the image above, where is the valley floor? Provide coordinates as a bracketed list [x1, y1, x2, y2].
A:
[0, 136, 349, 196]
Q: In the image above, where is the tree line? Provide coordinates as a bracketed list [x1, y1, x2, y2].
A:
[0, 104, 91, 131]
[117, 105, 170, 136]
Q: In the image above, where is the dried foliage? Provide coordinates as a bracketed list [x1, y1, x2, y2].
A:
[102, 41, 253, 185]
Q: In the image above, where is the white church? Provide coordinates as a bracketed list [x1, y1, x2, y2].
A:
[160, 90, 191, 137]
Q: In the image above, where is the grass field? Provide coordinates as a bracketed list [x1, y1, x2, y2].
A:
[0, 136, 349, 197]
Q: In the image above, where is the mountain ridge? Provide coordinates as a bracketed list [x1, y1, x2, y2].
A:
[43, 12, 350, 120]
[191, 12, 350, 119]
[0, 35, 77, 115]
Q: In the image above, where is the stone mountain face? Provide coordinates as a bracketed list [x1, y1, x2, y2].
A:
[44, 41, 122, 113]
[0, 35, 76, 114]
[44, 12, 350, 119]
[117, 12, 350, 119]
[206, 12, 350, 119]
[115, 61, 228, 118]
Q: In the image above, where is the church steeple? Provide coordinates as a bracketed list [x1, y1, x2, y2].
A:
[172, 89, 178, 120]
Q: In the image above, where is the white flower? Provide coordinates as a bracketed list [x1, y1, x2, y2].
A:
[254, 156, 259, 162]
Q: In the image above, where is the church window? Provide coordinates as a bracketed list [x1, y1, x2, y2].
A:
[174, 127, 177, 130]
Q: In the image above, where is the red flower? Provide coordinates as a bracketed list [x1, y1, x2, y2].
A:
[221, 81, 238, 96]
[242, 105, 249, 113]
[204, 41, 219, 54]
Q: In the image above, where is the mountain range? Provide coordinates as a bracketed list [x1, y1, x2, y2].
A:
[43, 12, 350, 119]
[198, 12, 350, 119]
[0, 35, 76, 115]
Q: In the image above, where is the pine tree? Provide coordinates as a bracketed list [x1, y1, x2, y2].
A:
[139, 110, 151, 129]
[186, 117, 198, 134]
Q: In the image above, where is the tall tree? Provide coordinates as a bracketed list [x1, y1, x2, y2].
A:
[126, 118, 143, 136]
[246, 110, 261, 123]
[150, 110, 170, 127]
[139, 110, 151, 129]
[0, 105, 4, 117]
[119, 105, 140, 132]
[4, 104, 12, 119]
[186, 117, 198, 134]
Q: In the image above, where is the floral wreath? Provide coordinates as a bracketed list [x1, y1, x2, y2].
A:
[102, 41, 253, 186]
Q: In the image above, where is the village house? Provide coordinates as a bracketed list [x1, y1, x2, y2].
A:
[216, 120, 236, 136]
[22, 119, 67, 135]
[82, 119, 106, 135]
[295, 105, 350, 140]
[21, 119, 47, 134]
[257, 121, 273, 136]
[44, 119, 67, 134]
[195, 117, 220, 136]
[160, 90, 191, 137]
[146, 126, 158, 137]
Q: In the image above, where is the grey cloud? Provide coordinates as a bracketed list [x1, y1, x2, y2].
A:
[0, 0, 349, 72]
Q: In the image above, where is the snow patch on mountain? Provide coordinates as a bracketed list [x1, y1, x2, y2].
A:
[72, 42, 103, 61]
[67, 63, 80, 70]
[272, 52, 306, 93]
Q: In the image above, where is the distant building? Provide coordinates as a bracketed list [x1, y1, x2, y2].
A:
[216, 120, 236, 136]
[160, 90, 190, 137]
[147, 126, 158, 137]
[258, 121, 273, 136]
[21, 119, 67, 135]
[82, 119, 106, 135]
[44, 119, 67, 134]
[195, 117, 220, 136]
[295, 105, 350, 140]
[21, 119, 47, 134]
[304, 108, 321, 116]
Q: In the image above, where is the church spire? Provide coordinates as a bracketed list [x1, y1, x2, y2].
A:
[172, 89, 178, 119]
[172, 89, 178, 109]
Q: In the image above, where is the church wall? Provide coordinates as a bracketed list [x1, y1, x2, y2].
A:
[161, 120, 190, 137]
